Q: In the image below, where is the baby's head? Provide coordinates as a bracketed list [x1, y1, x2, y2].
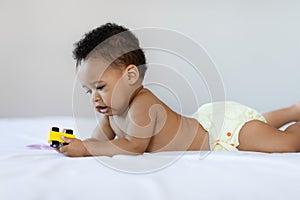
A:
[73, 23, 147, 78]
[73, 23, 147, 115]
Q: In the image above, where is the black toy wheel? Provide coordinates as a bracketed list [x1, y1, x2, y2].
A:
[50, 141, 61, 148]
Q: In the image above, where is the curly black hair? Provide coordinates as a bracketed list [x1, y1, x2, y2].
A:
[72, 23, 147, 78]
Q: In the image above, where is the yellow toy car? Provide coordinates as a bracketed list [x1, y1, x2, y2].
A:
[47, 127, 75, 148]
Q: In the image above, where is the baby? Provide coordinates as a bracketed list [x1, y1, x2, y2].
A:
[58, 23, 300, 157]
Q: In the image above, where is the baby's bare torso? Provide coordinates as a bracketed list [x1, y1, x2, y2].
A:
[109, 88, 210, 152]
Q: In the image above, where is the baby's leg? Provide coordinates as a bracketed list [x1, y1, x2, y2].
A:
[237, 120, 300, 153]
[263, 101, 300, 129]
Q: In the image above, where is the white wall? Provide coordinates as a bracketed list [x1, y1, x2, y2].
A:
[0, 0, 299, 117]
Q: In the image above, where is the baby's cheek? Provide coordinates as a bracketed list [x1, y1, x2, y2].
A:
[99, 93, 110, 105]
[111, 90, 126, 105]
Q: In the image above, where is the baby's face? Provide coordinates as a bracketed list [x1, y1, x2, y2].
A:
[77, 58, 132, 116]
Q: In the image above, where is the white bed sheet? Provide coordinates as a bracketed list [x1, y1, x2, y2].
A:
[0, 117, 300, 200]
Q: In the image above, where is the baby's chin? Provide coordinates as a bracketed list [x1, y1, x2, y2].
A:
[108, 107, 130, 117]
[96, 111, 113, 116]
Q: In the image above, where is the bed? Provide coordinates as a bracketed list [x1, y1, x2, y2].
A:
[0, 116, 299, 200]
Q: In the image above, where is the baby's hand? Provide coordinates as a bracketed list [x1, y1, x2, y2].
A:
[58, 137, 88, 157]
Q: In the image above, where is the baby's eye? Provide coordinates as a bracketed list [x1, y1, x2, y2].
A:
[96, 85, 105, 90]
[85, 89, 92, 95]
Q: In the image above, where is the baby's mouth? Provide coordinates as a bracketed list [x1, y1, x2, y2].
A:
[96, 105, 109, 114]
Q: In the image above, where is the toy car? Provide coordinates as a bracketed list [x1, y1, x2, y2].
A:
[47, 127, 75, 148]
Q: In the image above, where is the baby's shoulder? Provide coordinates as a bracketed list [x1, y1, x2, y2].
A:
[134, 88, 159, 102]
[129, 88, 164, 113]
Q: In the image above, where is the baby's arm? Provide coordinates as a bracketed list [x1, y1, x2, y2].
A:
[81, 136, 152, 157]
[58, 115, 116, 157]
[84, 115, 115, 142]
[82, 101, 158, 156]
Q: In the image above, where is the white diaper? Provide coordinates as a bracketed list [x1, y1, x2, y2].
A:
[193, 101, 267, 151]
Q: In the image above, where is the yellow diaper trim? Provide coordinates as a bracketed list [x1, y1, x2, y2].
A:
[214, 139, 238, 151]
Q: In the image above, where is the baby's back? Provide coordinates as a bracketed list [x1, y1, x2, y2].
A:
[137, 89, 210, 152]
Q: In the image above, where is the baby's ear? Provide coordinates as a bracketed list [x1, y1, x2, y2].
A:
[126, 64, 140, 84]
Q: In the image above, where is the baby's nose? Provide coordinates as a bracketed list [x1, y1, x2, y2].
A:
[92, 91, 102, 102]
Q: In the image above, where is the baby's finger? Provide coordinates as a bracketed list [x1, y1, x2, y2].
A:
[59, 145, 68, 154]
[61, 136, 73, 143]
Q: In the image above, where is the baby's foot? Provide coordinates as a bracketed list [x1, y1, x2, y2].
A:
[292, 101, 300, 121]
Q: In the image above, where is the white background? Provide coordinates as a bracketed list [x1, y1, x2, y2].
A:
[0, 0, 299, 117]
